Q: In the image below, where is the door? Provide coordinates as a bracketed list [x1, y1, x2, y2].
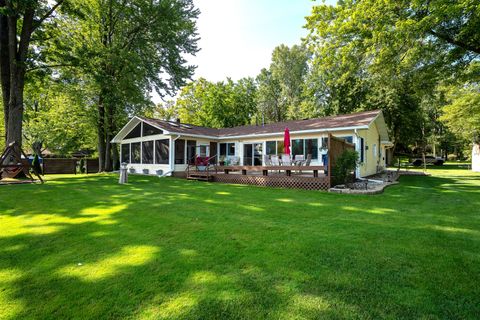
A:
[187, 140, 196, 164]
[243, 143, 263, 166]
[243, 144, 253, 166]
[209, 142, 217, 164]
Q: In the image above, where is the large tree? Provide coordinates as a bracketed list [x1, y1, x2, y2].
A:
[0, 0, 64, 148]
[51, 0, 199, 171]
[158, 77, 257, 128]
[304, 0, 480, 151]
[256, 44, 309, 123]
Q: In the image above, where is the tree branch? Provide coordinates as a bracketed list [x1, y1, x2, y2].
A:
[429, 29, 480, 55]
[31, 0, 64, 33]
[26, 63, 75, 73]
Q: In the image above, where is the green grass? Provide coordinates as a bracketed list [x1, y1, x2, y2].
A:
[1, 164, 479, 319]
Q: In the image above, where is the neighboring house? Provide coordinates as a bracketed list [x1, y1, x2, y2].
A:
[111, 109, 392, 178]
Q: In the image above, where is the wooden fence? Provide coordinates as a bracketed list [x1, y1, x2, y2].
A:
[85, 158, 99, 174]
[328, 133, 356, 185]
[42, 158, 77, 174]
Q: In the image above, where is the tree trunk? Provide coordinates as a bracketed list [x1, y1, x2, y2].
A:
[97, 96, 106, 172]
[0, 1, 10, 140]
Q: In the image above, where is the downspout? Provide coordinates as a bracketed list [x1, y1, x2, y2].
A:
[354, 129, 361, 178]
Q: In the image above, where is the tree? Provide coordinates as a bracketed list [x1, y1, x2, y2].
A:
[0, 0, 65, 148]
[22, 74, 97, 156]
[51, 0, 199, 171]
[303, 0, 480, 151]
[256, 44, 309, 123]
[170, 77, 257, 128]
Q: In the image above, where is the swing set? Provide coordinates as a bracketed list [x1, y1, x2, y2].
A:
[0, 141, 43, 184]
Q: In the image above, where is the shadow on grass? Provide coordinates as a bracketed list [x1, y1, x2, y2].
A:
[0, 172, 479, 319]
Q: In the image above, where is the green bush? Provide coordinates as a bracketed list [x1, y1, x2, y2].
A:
[332, 149, 359, 186]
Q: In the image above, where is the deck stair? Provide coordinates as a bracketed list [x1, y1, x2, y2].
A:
[187, 171, 213, 181]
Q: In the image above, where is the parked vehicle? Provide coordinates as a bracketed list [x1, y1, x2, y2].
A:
[411, 156, 444, 166]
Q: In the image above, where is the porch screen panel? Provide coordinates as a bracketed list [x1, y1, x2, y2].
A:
[155, 139, 169, 164]
[305, 139, 318, 160]
[131, 142, 141, 163]
[175, 139, 185, 164]
[142, 141, 154, 164]
[292, 139, 304, 157]
[143, 123, 163, 136]
[266, 141, 276, 155]
[121, 144, 130, 163]
[125, 123, 141, 139]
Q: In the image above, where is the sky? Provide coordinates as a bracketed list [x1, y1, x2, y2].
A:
[154, 0, 337, 102]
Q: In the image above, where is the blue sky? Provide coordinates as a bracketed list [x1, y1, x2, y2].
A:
[189, 0, 336, 82]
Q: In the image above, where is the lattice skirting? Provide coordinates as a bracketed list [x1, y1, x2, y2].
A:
[212, 174, 330, 190]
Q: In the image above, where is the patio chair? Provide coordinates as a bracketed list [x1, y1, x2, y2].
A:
[304, 154, 312, 166]
[271, 155, 281, 173]
[263, 154, 271, 166]
[281, 154, 292, 166]
[228, 156, 240, 166]
[293, 154, 305, 166]
[298, 154, 312, 174]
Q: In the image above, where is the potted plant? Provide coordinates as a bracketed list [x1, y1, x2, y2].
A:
[219, 156, 226, 166]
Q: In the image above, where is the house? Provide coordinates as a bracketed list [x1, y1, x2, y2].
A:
[112, 109, 392, 179]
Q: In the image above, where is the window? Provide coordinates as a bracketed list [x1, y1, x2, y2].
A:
[143, 123, 162, 136]
[360, 138, 365, 162]
[291, 138, 318, 160]
[155, 139, 169, 164]
[199, 145, 207, 157]
[220, 143, 226, 157]
[292, 139, 304, 157]
[266, 141, 276, 155]
[343, 136, 353, 144]
[175, 139, 185, 164]
[121, 144, 130, 163]
[219, 143, 235, 157]
[277, 141, 285, 155]
[305, 139, 318, 160]
[373, 144, 377, 158]
[125, 123, 142, 139]
[131, 142, 141, 163]
[142, 141, 154, 164]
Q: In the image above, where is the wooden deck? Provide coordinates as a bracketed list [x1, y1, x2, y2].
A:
[184, 165, 330, 190]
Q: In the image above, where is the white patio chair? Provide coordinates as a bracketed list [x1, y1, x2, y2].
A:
[281, 154, 292, 166]
[228, 156, 240, 165]
[263, 154, 271, 166]
[271, 155, 280, 166]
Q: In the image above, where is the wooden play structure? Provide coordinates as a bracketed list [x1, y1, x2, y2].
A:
[0, 142, 43, 184]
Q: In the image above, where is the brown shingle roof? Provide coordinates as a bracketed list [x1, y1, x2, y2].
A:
[139, 109, 381, 138]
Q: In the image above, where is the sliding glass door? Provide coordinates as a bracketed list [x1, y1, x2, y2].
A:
[243, 143, 263, 165]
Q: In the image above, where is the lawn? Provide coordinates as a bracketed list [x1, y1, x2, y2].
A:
[0, 165, 479, 319]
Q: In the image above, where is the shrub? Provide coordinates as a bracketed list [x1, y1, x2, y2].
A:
[333, 149, 359, 186]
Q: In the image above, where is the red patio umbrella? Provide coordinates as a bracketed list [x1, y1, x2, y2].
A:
[284, 127, 291, 155]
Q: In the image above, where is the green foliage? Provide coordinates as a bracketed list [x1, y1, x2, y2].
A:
[256, 44, 309, 122]
[332, 149, 359, 186]
[162, 77, 257, 128]
[440, 82, 480, 144]
[22, 76, 97, 156]
[303, 0, 480, 152]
